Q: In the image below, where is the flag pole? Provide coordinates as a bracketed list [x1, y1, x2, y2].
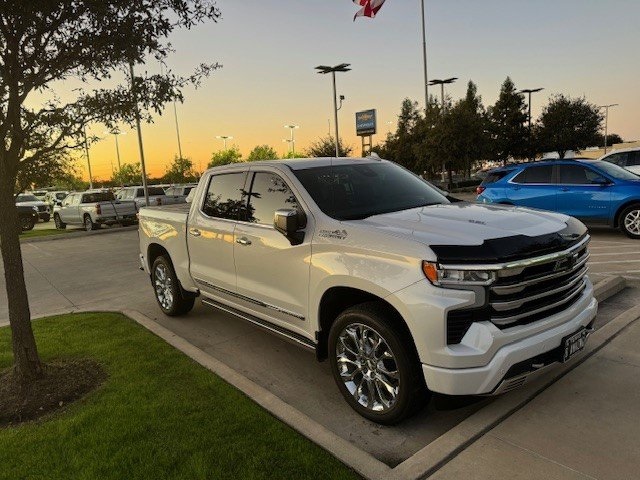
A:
[421, 0, 428, 111]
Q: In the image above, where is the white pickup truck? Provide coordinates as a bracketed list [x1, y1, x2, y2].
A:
[54, 190, 137, 231]
[138, 157, 597, 424]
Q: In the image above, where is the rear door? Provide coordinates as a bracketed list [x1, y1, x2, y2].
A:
[186, 171, 248, 298]
[233, 169, 312, 334]
[506, 165, 557, 210]
[557, 164, 611, 222]
[625, 151, 640, 175]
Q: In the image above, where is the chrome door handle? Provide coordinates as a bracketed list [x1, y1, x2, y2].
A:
[189, 228, 201, 237]
[236, 237, 252, 246]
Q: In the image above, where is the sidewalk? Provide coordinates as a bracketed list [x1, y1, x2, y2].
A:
[431, 317, 640, 480]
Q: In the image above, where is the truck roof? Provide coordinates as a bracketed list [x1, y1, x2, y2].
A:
[207, 157, 384, 174]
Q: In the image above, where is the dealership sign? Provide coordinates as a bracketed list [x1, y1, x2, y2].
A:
[355, 109, 377, 136]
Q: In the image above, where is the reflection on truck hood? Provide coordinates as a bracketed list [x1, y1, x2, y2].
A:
[355, 202, 586, 262]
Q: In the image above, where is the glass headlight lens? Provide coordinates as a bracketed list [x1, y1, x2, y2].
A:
[422, 261, 495, 287]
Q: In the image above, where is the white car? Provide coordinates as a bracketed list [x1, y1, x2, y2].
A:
[138, 157, 597, 424]
[54, 190, 137, 231]
[599, 147, 640, 176]
[164, 184, 198, 203]
[116, 186, 184, 209]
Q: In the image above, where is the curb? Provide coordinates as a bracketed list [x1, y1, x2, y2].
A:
[593, 275, 626, 302]
[20, 225, 138, 244]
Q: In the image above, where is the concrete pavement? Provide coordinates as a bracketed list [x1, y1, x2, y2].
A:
[431, 315, 640, 480]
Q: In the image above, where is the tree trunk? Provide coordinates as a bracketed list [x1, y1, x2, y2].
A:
[447, 166, 454, 191]
[0, 176, 43, 383]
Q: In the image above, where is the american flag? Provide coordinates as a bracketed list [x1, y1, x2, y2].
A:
[353, 0, 387, 21]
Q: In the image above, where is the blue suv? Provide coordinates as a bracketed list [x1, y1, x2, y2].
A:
[477, 160, 640, 239]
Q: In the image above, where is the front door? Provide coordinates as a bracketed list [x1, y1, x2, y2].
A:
[60, 194, 80, 224]
[187, 171, 248, 298]
[556, 164, 611, 223]
[233, 170, 312, 336]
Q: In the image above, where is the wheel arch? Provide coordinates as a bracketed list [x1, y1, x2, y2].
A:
[315, 286, 419, 363]
[147, 243, 198, 299]
[613, 200, 640, 228]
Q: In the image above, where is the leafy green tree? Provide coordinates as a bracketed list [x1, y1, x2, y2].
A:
[597, 133, 623, 148]
[281, 150, 303, 159]
[535, 94, 603, 159]
[247, 145, 278, 161]
[163, 156, 197, 184]
[487, 77, 528, 165]
[112, 163, 142, 186]
[306, 136, 353, 157]
[0, 0, 220, 385]
[208, 146, 242, 168]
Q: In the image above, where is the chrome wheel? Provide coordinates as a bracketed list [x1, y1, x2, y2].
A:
[154, 263, 174, 310]
[624, 209, 640, 236]
[336, 323, 400, 412]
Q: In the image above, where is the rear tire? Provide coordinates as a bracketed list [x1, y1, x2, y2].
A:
[54, 214, 66, 230]
[84, 214, 98, 231]
[151, 255, 195, 316]
[619, 204, 640, 239]
[328, 301, 429, 425]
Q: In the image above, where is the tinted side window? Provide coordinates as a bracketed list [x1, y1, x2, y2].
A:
[627, 152, 640, 167]
[481, 171, 510, 185]
[247, 173, 299, 225]
[202, 173, 247, 220]
[604, 153, 625, 166]
[559, 165, 599, 184]
[512, 165, 553, 184]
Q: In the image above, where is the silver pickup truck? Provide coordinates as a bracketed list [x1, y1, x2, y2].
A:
[54, 190, 137, 231]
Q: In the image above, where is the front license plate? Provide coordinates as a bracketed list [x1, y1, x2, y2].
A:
[562, 328, 588, 362]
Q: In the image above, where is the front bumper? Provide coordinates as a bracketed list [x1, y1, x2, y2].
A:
[421, 294, 597, 395]
[37, 211, 50, 221]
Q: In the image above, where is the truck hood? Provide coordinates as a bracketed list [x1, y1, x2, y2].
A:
[16, 200, 47, 208]
[353, 202, 585, 263]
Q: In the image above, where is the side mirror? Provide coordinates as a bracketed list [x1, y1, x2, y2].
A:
[274, 209, 299, 236]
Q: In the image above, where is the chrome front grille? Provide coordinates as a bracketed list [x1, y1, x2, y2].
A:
[489, 241, 590, 328]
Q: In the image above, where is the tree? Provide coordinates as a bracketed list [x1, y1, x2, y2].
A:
[487, 77, 528, 165]
[535, 94, 603, 159]
[0, 1, 220, 385]
[306, 136, 353, 158]
[112, 163, 142, 186]
[375, 98, 424, 171]
[208, 146, 242, 168]
[163, 156, 197, 184]
[597, 133, 623, 148]
[247, 145, 278, 161]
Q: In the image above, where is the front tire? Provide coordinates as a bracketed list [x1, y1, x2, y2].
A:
[54, 214, 66, 230]
[21, 216, 36, 231]
[619, 204, 640, 239]
[328, 302, 429, 425]
[151, 255, 195, 316]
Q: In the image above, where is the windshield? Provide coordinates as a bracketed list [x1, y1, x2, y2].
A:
[592, 161, 640, 180]
[16, 194, 39, 203]
[292, 162, 449, 220]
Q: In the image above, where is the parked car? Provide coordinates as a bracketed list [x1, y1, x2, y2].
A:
[116, 186, 183, 209]
[31, 190, 48, 202]
[53, 190, 137, 231]
[477, 159, 640, 238]
[44, 190, 69, 208]
[138, 157, 596, 424]
[15, 193, 50, 222]
[598, 147, 640, 175]
[17, 205, 39, 231]
[164, 184, 198, 203]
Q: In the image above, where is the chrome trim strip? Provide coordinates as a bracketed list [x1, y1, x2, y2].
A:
[492, 280, 587, 326]
[491, 267, 589, 311]
[440, 235, 590, 271]
[491, 258, 589, 295]
[202, 298, 315, 350]
[193, 277, 305, 320]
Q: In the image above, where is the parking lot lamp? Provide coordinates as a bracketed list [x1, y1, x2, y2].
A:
[428, 77, 458, 112]
[517, 88, 544, 161]
[284, 124, 299, 157]
[216, 135, 233, 150]
[315, 64, 351, 157]
[599, 104, 618, 154]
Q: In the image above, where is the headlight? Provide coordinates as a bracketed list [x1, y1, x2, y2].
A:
[422, 261, 496, 287]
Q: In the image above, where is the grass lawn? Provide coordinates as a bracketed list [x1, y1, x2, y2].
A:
[19, 228, 77, 239]
[0, 313, 358, 480]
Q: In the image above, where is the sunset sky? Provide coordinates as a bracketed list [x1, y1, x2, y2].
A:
[69, 0, 639, 181]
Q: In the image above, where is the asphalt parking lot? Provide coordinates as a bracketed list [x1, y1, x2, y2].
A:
[1, 226, 638, 465]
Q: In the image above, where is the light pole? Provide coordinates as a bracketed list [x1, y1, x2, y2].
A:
[129, 61, 149, 207]
[428, 78, 457, 112]
[599, 104, 618, 154]
[216, 135, 233, 149]
[83, 126, 94, 189]
[105, 129, 126, 170]
[420, 0, 428, 110]
[283, 124, 299, 157]
[315, 64, 351, 157]
[160, 62, 184, 159]
[517, 88, 544, 161]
